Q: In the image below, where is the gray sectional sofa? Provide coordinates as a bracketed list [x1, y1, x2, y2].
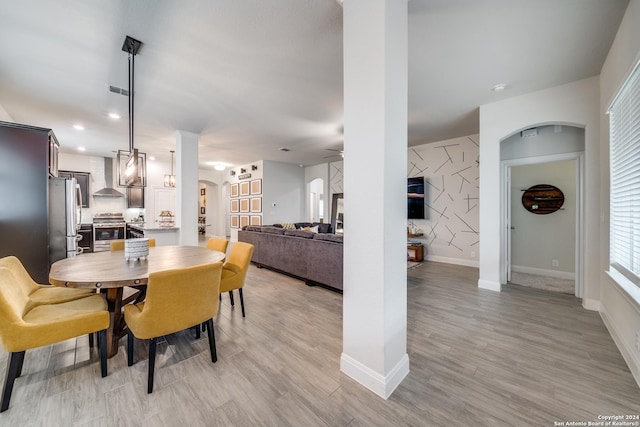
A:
[238, 225, 343, 292]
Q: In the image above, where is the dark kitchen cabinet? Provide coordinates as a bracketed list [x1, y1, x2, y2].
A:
[0, 121, 59, 283]
[59, 170, 90, 208]
[49, 133, 59, 177]
[127, 187, 144, 208]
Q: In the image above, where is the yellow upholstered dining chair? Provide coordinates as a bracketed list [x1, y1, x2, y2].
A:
[0, 265, 109, 412]
[110, 238, 156, 251]
[206, 237, 229, 258]
[220, 242, 254, 317]
[124, 262, 223, 393]
[0, 255, 95, 304]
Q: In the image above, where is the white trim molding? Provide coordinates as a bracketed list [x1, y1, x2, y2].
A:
[478, 279, 501, 292]
[600, 310, 640, 388]
[511, 265, 575, 280]
[426, 255, 479, 268]
[340, 353, 410, 399]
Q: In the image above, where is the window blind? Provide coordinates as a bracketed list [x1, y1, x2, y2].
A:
[609, 60, 640, 286]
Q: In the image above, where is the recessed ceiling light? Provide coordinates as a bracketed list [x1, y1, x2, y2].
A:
[214, 164, 225, 171]
[77, 147, 86, 152]
[73, 124, 84, 131]
[148, 156, 156, 161]
[108, 112, 121, 120]
[492, 83, 507, 92]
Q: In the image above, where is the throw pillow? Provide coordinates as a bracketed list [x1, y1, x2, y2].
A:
[281, 222, 296, 230]
[310, 225, 319, 233]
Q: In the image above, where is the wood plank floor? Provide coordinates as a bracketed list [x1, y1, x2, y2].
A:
[1, 261, 638, 426]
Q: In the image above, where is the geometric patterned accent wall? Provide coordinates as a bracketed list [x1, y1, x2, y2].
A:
[326, 135, 479, 264]
[330, 160, 343, 194]
[408, 134, 479, 262]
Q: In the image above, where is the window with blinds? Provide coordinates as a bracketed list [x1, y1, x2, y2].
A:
[609, 59, 640, 287]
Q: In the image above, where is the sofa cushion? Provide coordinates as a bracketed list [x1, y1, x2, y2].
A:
[245, 226, 262, 232]
[294, 222, 313, 229]
[261, 227, 286, 235]
[313, 223, 332, 234]
[284, 229, 315, 239]
[313, 233, 344, 243]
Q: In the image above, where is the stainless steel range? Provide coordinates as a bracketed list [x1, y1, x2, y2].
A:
[93, 212, 126, 252]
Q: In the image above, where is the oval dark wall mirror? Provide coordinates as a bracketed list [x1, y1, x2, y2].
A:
[521, 184, 564, 214]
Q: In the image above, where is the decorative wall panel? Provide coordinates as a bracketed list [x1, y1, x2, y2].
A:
[328, 135, 479, 263]
[408, 135, 479, 261]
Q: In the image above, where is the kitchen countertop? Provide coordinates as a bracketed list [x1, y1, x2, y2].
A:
[127, 223, 179, 231]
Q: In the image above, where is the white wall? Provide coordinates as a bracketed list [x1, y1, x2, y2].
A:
[598, 0, 640, 386]
[501, 125, 585, 160]
[511, 160, 576, 276]
[0, 103, 13, 122]
[262, 161, 305, 225]
[478, 76, 600, 300]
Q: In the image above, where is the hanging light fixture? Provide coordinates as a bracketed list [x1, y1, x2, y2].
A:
[164, 150, 176, 187]
[118, 35, 147, 188]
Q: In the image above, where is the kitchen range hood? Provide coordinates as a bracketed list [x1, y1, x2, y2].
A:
[93, 157, 125, 197]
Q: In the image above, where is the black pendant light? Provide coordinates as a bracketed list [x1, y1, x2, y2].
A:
[118, 35, 147, 188]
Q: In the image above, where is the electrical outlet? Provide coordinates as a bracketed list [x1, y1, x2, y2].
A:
[552, 259, 559, 267]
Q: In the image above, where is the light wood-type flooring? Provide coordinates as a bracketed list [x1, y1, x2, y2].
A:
[1, 261, 638, 426]
[509, 271, 575, 294]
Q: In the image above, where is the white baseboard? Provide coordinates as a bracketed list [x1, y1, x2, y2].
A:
[511, 265, 575, 280]
[426, 255, 479, 268]
[340, 353, 410, 399]
[582, 298, 600, 311]
[478, 279, 502, 292]
[600, 309, 640, 388]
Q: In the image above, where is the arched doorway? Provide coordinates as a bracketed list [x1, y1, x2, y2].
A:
[308, 178, 324, 223]
[500, 124, 585, 297]
[197, 180, 222, 239]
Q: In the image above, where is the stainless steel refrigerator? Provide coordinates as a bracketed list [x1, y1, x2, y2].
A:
[0, 121, 79, 284]
[49, 177, 82, 262]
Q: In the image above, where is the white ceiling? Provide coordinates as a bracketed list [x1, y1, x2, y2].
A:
[0, 0, 629, 168]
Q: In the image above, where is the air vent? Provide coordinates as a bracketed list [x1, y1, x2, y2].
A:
[108, 85, 130, 96]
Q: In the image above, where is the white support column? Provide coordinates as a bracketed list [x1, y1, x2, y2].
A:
[340, 0, 409, 399]
[175, 130, 199, 246]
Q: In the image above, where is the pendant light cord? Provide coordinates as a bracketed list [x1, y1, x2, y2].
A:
[128, 52, 135, 153]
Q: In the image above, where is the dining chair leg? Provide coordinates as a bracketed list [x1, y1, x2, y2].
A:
[99, 329, 108, 378]
[148, 337, 157, 394]
[88, 332, 94, 348]
[195, 324, 201, 339]
[239, 288, 245, 318]
[127, 329, 134, 367]
[15, 351, 24, 379]
[205, 319, 217, 363]
[218, 293, 221, 301]
[1, 351, 25, 412]
[229, 290, 234, 306]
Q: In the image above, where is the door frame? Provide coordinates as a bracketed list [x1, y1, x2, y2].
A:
[501, 151, 584, 297]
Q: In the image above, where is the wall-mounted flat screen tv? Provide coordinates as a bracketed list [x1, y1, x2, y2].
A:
[408, 177, 425, 219]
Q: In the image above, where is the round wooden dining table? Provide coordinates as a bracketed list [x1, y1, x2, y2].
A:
[49, 245, 225, 358]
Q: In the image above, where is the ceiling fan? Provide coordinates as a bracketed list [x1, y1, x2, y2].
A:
[324, 148, 344, 159]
